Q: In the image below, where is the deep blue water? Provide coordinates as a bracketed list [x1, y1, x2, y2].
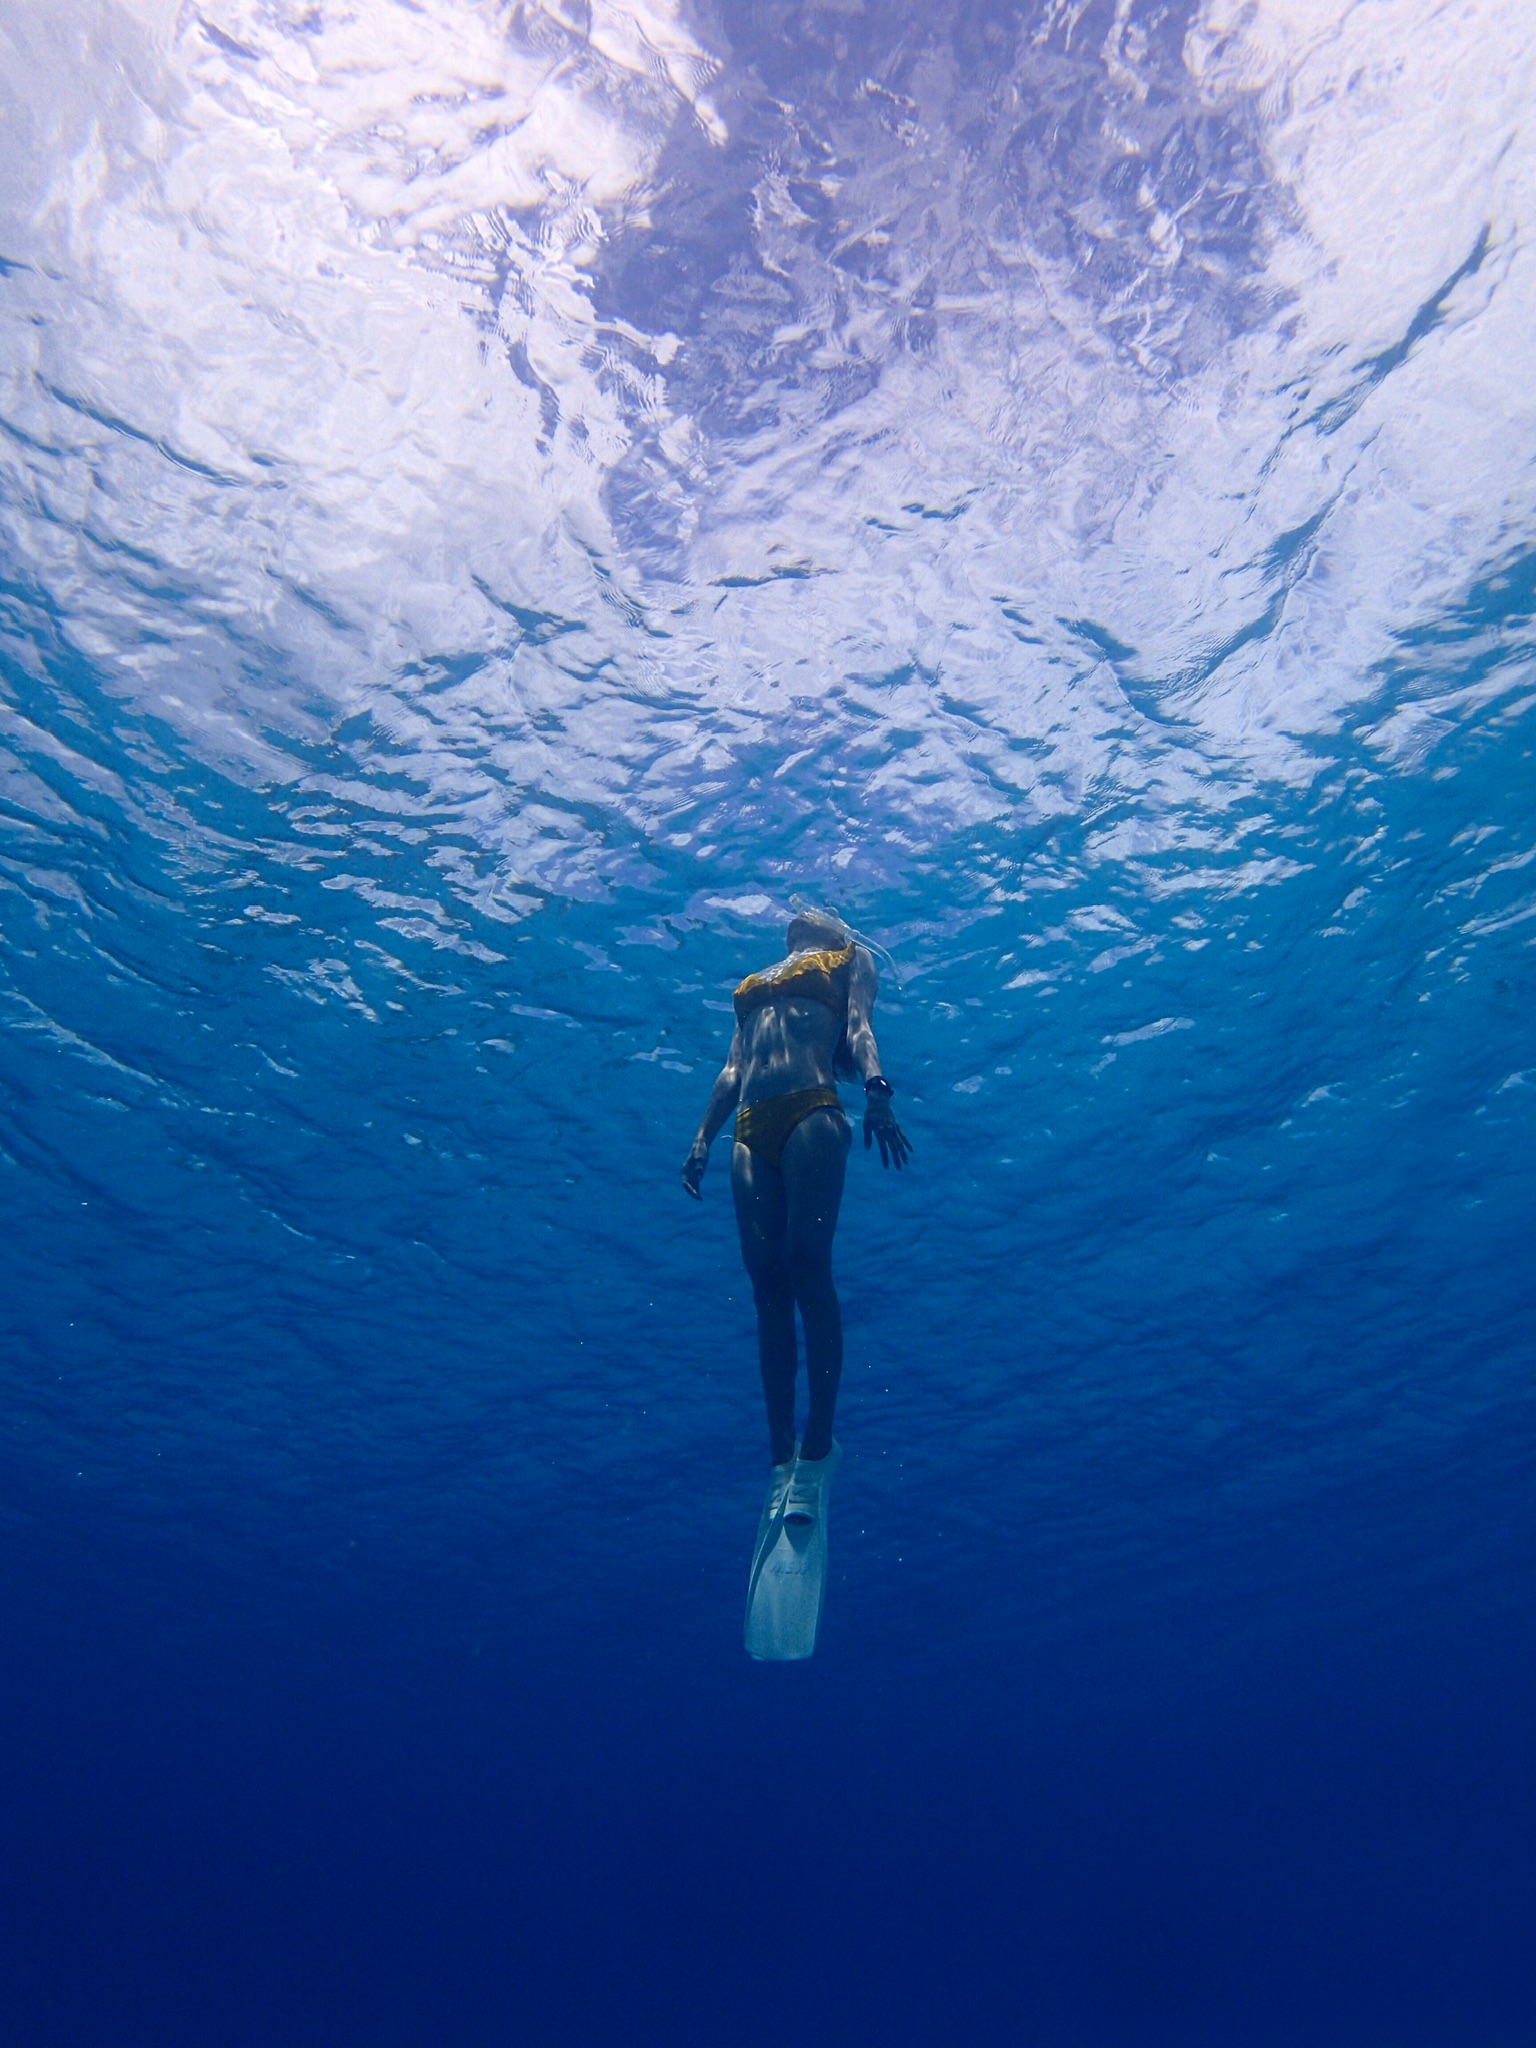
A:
[3, 2, 1536, 2042]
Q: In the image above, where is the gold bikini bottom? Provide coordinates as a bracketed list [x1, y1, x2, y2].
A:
[734, 1086, 844, 1170]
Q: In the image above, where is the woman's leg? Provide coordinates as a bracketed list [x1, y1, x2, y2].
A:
[731, 1141, 797, 1466]
[779, 1108, 851, 1461]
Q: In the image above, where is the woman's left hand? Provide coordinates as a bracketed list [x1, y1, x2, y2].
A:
[863, 1092, 911, 1170]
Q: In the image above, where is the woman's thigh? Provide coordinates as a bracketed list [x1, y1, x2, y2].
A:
[731, 1140, 789, 1285]
[780, 1107, 850, 1270]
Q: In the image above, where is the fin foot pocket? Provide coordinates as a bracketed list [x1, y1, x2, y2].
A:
[744, 1442, 841, 1660]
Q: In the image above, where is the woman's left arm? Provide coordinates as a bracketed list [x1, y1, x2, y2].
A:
[846, 947, 912, 1170]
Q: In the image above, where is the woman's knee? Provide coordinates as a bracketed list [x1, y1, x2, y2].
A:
[750, 1265, 793, 1310]
[788, 1251, 837, 1312]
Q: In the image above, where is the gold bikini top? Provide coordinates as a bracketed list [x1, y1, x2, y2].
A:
[733, 943, 855, 1024]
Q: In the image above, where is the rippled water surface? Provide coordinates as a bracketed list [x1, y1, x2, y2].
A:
[3, 3, 1536, 2042]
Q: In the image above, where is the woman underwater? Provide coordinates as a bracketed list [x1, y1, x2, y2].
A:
[681, 908, 910, 1521]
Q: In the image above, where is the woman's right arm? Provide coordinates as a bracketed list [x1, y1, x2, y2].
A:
[846, 946, 912, 1170]
[681, 1028, 743, 1199]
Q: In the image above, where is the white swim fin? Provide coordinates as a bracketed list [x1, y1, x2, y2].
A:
[744, 1442, 841, 1661]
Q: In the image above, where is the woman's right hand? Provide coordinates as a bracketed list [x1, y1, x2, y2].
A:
[863, 1091, 911, 1170]
[681, 1137, 709, 1199]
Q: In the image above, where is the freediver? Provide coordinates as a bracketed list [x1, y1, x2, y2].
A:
[681, 908, 910, 1528]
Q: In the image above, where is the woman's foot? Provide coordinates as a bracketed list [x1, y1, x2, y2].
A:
[783, 1441, 840, 1524]
[765, 1449, 797, 1516]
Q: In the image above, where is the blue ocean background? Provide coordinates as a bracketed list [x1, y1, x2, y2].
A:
[3, 2, 1535, 2041]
